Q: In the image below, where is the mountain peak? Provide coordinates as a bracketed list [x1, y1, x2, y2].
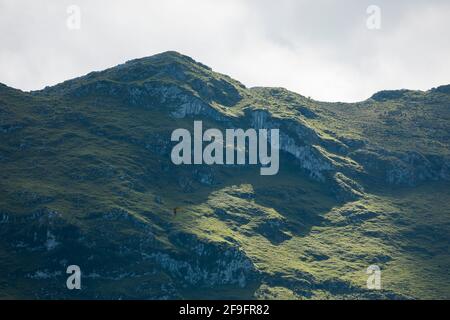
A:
[370, 89, 412, 101]
[36, 51, 245, 107]
[2, 51, 450, 300]
[121, 51, 212, 72]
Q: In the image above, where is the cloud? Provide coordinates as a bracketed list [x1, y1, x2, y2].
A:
[0, 0, 449, 101]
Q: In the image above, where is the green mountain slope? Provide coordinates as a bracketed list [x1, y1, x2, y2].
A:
[0, 51, 449, 299]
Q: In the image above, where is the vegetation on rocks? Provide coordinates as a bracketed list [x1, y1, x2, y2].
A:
[0, 51, 449, 299]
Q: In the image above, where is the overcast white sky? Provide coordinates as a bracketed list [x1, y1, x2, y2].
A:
[0, 0, 449, 102]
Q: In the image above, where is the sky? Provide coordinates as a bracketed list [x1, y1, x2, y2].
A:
[0, 0, 449, 102]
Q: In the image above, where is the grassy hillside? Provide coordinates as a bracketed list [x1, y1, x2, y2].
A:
[0, 52, 449, 299]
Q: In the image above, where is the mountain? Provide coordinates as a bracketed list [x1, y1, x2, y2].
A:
[0, 51, 449, 299]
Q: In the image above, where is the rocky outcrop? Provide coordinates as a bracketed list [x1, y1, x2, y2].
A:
[352, 148, 450, 186]
[249, 109, 334, 180]
[150, 233, 260, 288]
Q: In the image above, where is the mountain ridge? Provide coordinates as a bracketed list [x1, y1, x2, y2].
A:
[2, 51, 449, 103]
[0, 51, 449, 299]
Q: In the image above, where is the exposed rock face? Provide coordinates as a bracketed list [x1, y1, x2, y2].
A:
[145, 82, 450, 190]
[151, 233, 260, 288]
[392, 151, 449, 185]
[2, 51, 449, 299]
[352, 149, 450, 186]
[1, 206, 259, 297]
[250, 110, 334, 181]
[35, 51, 450, 189]
[332, 172, 364, 201]
[170, 98, 229, 122]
